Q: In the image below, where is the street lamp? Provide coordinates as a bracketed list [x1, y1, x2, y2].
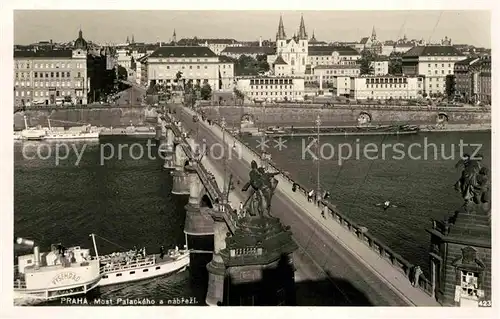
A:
[221, 117, 227, 201]
[315, 115, 321, 204]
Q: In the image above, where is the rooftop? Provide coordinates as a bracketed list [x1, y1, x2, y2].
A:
[14, 49, 74, 59]
[403, 46, 464, 57]
[149, 46, 217, 58]
[314, 64, 361, 70]
[221, 46, 275, 54]
[308, 45, 360, 56]
[273, 55, 287, 65]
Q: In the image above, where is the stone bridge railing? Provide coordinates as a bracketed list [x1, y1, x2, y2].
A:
[205, 113, 434, 297]
[165, 114, 238, 234]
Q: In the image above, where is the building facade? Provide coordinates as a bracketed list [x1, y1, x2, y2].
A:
[306, 64, 361, 85]
[402, 46, 466, 95]
[370, 60, 389, 76]
[220, 46, 275, 60]
[14, 48, 88, 106]
[236, 76, 305, 102]
[266, 15, 309, 76]
[145, 46, 234, 91]
[470, 57, 491, 105]
[453, 57, 480, 101]
[350, 75, 422, 100]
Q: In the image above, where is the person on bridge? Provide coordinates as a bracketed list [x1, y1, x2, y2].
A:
[307, 190, 314, 202]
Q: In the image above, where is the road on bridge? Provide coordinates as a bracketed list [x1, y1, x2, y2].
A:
[176, 106, 413, 306]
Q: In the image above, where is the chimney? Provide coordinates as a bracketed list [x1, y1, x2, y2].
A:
[50, 39, 53, 44]
[33, 246, 40, 268]
[259, 36, 262, 47]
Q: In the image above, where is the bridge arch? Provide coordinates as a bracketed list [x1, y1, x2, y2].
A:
[200, 194, 213, 208]
[437, 112, 449, 124]
[357, 112, 372, 126]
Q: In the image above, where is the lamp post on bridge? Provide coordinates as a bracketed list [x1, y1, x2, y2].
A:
[221, 117, 227, 203]
[315, 115, 321, 204]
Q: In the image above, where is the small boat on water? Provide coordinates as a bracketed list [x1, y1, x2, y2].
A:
[89, 234, 190, 287]
[14, 238, 101, 305]
[15, 117, 100, 141]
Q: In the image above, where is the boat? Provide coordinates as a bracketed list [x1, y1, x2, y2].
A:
[43, 119, 100, 140]
[89, 234, 190, 287]
[14, 237, 101, 305]
[19, 116, 47, 140]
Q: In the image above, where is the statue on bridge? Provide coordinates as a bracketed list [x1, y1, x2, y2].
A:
[454, 154, 490, 208]
[242, 160, 279, 218]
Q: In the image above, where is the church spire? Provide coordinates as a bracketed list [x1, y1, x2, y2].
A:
[298, 14, 307, 40]
[131, 34, 135, 44]
[172, 29, 177, 44]
[371, 26, 377, 40]
[276, 15, 286, 41]
[126, 36, 130, 44]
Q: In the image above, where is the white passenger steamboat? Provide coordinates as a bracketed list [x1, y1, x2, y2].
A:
[14, 238, 101, 305]
[89, 234, 190, 287]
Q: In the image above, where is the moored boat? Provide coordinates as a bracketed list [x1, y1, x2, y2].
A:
[14, 238, 101, 305]
[89, 234, 190, 287]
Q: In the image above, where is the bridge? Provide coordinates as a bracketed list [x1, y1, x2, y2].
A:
[155, 105, 443, 306]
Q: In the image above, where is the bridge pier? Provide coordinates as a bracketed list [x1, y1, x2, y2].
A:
[183, 163, 214, 244]
[171, 137, 191, 195]
[206, 206, 229, 306]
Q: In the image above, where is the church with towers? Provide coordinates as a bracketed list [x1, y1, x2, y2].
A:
[267, 15, 309, 76]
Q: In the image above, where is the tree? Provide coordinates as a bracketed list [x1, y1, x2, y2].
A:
[117, 65, 128, 80]
[359, 50, 375, 75]
[388, 52, 403, 75]
[445, 74, 456, 99]
[256, 55, 270, 72]
[200, 81, 212, 100]
[233, 88, 245, 105]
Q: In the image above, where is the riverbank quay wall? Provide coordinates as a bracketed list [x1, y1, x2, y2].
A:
[14, 107, 158, 130]
[197, 105, 491, 126]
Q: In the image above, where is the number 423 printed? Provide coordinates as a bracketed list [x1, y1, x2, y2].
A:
[479, 300, 492, 307]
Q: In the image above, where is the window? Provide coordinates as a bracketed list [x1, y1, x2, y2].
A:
[56, 72, 59, 78]
[143, 269, 149, 272]
[102, 275, 108, 279]
[34, 72, 38, 78]
[77, 72, 81, 78]
[35, 91, 38, 97]
[155, 266, 161, 270]
[130, 271, 135, 274]
[67, 72, 70, 77]
[50, 72, 54, 78]
[460, 271, 479, 298]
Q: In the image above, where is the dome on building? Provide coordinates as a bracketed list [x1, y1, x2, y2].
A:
[74, 29, 88, 50]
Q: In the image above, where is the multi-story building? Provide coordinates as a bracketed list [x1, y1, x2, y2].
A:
[266, 15, 360, 76]
[402, 46, 466, 95]
[144, 46, 234, 91]
[370, 59, 389, 76]
[13, 30, 89, 106]
[470, 56, 491, 105]
[453, 57, 480, 100]
[266, 15, 309, 76]
[350, 75, 423, 100]
[307, 46, 360, 67]
[305, 64, 361, 85]
[236, 76, 305, 102]
[332, 76, 351, 97]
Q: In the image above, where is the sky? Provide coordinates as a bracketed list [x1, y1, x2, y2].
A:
[13, 10, 491, 48]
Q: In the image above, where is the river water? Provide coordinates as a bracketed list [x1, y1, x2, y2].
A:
[13, 131, 490, 305]
[14, 138, 205, 306]
[240, 131, 490, 272]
